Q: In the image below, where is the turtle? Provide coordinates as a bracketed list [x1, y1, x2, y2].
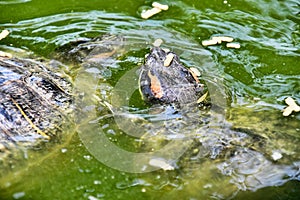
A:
[0, 56, 73, 170]
[135, 44, 300, 191]
[0, 34, 125, 172]
[55, 34, 125, 64]
[139, 47, 204, 105]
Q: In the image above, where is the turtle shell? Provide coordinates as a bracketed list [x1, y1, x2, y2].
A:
[0, 56, 73, 165]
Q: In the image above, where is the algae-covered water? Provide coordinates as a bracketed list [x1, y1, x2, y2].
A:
[0, 0, 300, 199]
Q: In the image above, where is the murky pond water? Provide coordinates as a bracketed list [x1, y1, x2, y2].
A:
[0, 0, 299, 199]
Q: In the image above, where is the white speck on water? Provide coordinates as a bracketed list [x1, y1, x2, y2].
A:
[84, 155, 92, 161]
[0, 29, 9, 40]
[203, 183, 213, 189]
[226, 42, 241, 49]
[141, 188, 146, 192]
[283, 97, 300, 116]
[61, 148, 67, 153]
[86, 188, 95, 193]
[272, 151, 283, 161]
[106, 129, 116, 135]
[78, 168, 84, 173]
[12, 192, 25, 199]
[76, 185, 84, 190]
[93, 180, 102, 185]
[212, 36, 234, 43]
[152, 2, 169, 10]
[102, 124, 109, 129]
[88, 195, 99, 200]
[141, 7, 162, 19]
[202, 39, 218, 46]
[96, 193, 105, 198]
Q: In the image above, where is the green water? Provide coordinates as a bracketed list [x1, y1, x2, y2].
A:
[0, 0, 300, 199]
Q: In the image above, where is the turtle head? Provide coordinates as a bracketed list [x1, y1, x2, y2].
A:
[139, 47, 203, 105]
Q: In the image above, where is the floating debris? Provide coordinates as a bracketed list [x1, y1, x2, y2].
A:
[61, 148, 68, 153]
[88, 195, 99, 200]
[164, 53, 174, 67]
[202, 35, 240, 49]
[12, 192, 25, 199]
[283, 97, 300, 116]
[141, 7, 162, 19]
[212, 36, 234, 44]
[272, 151, 282, 161]
[201, 39, 218, 46]
[0, 29, 9, 41]
[226, 42, 241, 49]
[153, 38, 163, 47]
[93, 180, 102, 185]
[203, 183, 213, 189]
[0, 30, 12, 58]
[271, 151, 283, 161]
[149, 158, 174, 170]
[152, 2, 169, 10]
[83, 155, 93, 161]
[141, 2, 169, 19]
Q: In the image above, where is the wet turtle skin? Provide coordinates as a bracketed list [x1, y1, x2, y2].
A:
[0, 56, 72, 161]
[139, 47, 204, 105]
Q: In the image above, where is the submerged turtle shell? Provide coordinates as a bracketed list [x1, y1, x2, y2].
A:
[0, 34, 123, 168]
[55, 34, 124, 64]
[0, 56, 72, 163]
